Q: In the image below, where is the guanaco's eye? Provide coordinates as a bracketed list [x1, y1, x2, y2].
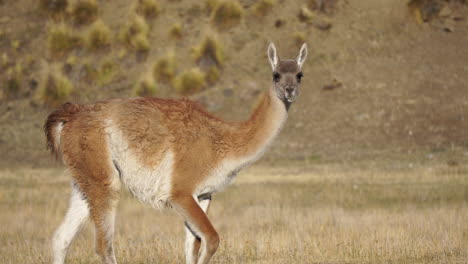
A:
[296, 72, 304, 82]
[273, 72, 281, 82]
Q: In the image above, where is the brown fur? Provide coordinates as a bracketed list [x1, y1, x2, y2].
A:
[46, 43, 306, 264]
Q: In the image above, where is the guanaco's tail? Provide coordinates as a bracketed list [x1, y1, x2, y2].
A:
[44, 102, 83, 160]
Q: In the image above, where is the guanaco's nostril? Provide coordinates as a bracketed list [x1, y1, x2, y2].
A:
[286, 87, 294, 93]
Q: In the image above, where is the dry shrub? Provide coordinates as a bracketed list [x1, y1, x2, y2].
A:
[120, 15, 150, 52]
[173, 68, 205, 94]
[293, 31, 306, 47]
[206, 0, 219, 13]
[299, 6, 314, 23]
[252, 0, 274, 17]
[39, 0, 68, 14]
[205, 66, 221, 85]
[134, 73, 157, 96]
[211, 0, 243, 30]
[153, 51, 176, 83]
[47, 23, 82, 56]
[169, 23, 182, 40]
[69, 0, 98, 26]
[193, 33, 224, 69]
[37, 65, 73, 107]
[135, 0, 160, 19]
[2, 63, 23, 100]
[85, 20, 112, 50]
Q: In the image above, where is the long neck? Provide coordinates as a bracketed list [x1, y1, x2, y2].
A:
[228, 86, 288, 162]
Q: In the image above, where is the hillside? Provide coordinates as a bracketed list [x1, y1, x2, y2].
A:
[0, 0, 467, 167]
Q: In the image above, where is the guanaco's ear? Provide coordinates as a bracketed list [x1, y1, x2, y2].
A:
[296, 43, 308, 68]
[267, 42, 279, 71]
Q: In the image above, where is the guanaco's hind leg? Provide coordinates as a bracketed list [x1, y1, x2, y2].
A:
[184, 196, 212, 264]
[53, 182, 90, 264]
[173, 195, 219, 264]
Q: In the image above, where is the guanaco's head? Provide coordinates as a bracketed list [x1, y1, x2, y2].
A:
[267, 43, 308, 106]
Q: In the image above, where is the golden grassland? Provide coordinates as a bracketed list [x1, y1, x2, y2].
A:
[0, 161, 467, 263]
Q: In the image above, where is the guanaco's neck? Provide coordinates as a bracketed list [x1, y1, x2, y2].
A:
[229, 86, 288, 162]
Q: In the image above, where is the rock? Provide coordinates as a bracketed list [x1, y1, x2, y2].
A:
[438, 5, 452, 17]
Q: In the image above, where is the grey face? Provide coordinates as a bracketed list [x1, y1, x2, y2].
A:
[267, 43, 308, 106]
[272, 60, 303, 103]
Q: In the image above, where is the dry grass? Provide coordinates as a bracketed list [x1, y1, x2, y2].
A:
[133, 73, 157, 96]
[2, 162, 466, 263]
[173, 68, 206, 94]
[252, 0, 275, 17]
[168, 23, 183, 41]
[134, 0, 160, 19]
[211, 0, 243, 30]
[39, 0, 68, 14]
[36, 65, 73, 107]
[120, 14, 150, 52]
[153, 50, 177, 83]
[47, 23, 82, 56]
[68, 0, 98, 26]
[85, 19, 112, 50]
[2, 63, 23, 100]
[193, 33, 224, 69]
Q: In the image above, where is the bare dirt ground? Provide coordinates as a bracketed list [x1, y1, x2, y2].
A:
[1, 162, 467, 263]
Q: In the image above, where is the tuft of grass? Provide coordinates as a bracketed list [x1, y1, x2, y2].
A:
[193, 33, 224, 69]
[211, 0, 243, 30]
[252, 0, 274, 17]
[120, 15, 150, 52]
[293, 31, 306, 47]
[168, 23, 182, 41]
[133, 73, 157, 97]
[39, 0, 68, 14]
[153, 51, 176, 83]
[2, 64, 23, 100]
[69, 0, 98, 26]
[299, 6, 314, 23]
[37, 66, 73, 107]
[47, 23, 82, 56]
[173, 68, 206, 94]
[98, 60, 120, 86]
[205, 66, 221, 85]
[134, 0, 160, 19]
[85, 19, 112, 50]
[205, 0, 219, 13]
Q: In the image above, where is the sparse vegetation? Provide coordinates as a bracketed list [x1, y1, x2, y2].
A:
[293, 31, 306, 47]
[168, 23, 182, 40]
[98, 60, 120, 85]
[173, 68, 205, 94]
[39, 0, 68, 14]
[252, 0, 274, 17]
[47, 23, 82, 56]
[2, 64, 23, 100]
[134, 0, 160, 19]
[133, 73, 157, 96]
[69, 0, 98, 26]
[205, 0, 219, 13]
[37, 66, 73, 107]
[153, 51, 176, 82]
[205, 66, 221, 85]
[193, 33, 224, 69]
[299, 6, 314, 23]
[211, 0, 243, 30]
[85, 19, 112, 50]
[120, 15, 150, 52]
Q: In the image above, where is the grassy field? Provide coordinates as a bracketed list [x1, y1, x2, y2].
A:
[1, 161, 467, 264]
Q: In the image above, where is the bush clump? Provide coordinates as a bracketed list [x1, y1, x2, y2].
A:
[37, 66, 73, 107]
[134, 74, 157, 96]
[85, 19, 112, 50]
[169, 23, 182, 40]
[120, 15, 150, 52]
[173, 68, 205, 94]
[252, 0, 274, 16]
[193, 33, 224, 69]
[135, 0, 160, 19]
[211, 0, 243, 30]
[47, 23, 82, 56]
[69, 0, 98, 25]
[39, 0, 68, 14]
[153, 51, 176, 83]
